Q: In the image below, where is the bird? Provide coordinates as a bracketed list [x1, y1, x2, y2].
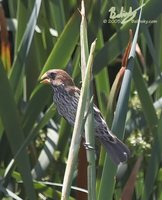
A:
[40, 69, 130, 165]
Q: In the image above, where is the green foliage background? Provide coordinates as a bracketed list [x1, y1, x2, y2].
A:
[0, 0, 162, 199]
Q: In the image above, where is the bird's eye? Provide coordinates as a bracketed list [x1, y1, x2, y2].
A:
[49, 72, 56, 79]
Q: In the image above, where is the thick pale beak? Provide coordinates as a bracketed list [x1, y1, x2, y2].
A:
[40, 73, 51, 84]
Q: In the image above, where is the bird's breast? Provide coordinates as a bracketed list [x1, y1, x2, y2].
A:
[53, 87, 78, 125]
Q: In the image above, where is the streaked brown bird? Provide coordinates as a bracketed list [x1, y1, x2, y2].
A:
[40, 69, 130, 165]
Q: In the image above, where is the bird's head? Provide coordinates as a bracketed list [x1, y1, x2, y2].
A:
[40, 69, 75, 87]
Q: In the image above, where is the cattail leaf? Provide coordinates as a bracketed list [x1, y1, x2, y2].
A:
[0, 60, 36, 199]
[93, 0, 162, 74]
[40, 11, 80, 75]
[9, 0, 42, 94]
[97, 2, 143, 199]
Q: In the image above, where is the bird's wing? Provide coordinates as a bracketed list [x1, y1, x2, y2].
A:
[93, 104, 130, 164]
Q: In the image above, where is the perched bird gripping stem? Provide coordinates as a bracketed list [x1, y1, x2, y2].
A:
[40, 69, 130, 165]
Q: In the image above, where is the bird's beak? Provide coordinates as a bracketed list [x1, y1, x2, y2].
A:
[40, 73, 51, 84]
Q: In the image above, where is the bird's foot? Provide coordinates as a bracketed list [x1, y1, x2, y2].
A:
[83, 142, 95, 151]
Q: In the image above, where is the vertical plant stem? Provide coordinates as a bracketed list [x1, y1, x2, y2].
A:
[84, 41, 96, 200]
[80, 1, 96, 199]
[80, 0, 89, 79]
[61, 40, 96, 200]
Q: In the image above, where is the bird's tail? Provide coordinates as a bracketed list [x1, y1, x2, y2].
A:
[99, 137, 130, 165]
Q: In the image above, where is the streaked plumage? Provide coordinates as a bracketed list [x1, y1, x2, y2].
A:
[40, 69, 130, 164]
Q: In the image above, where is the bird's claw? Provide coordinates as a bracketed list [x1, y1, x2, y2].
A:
[83, 142, 95, 151]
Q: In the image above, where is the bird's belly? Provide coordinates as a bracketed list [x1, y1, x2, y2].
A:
[58, 105, 76, 125]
